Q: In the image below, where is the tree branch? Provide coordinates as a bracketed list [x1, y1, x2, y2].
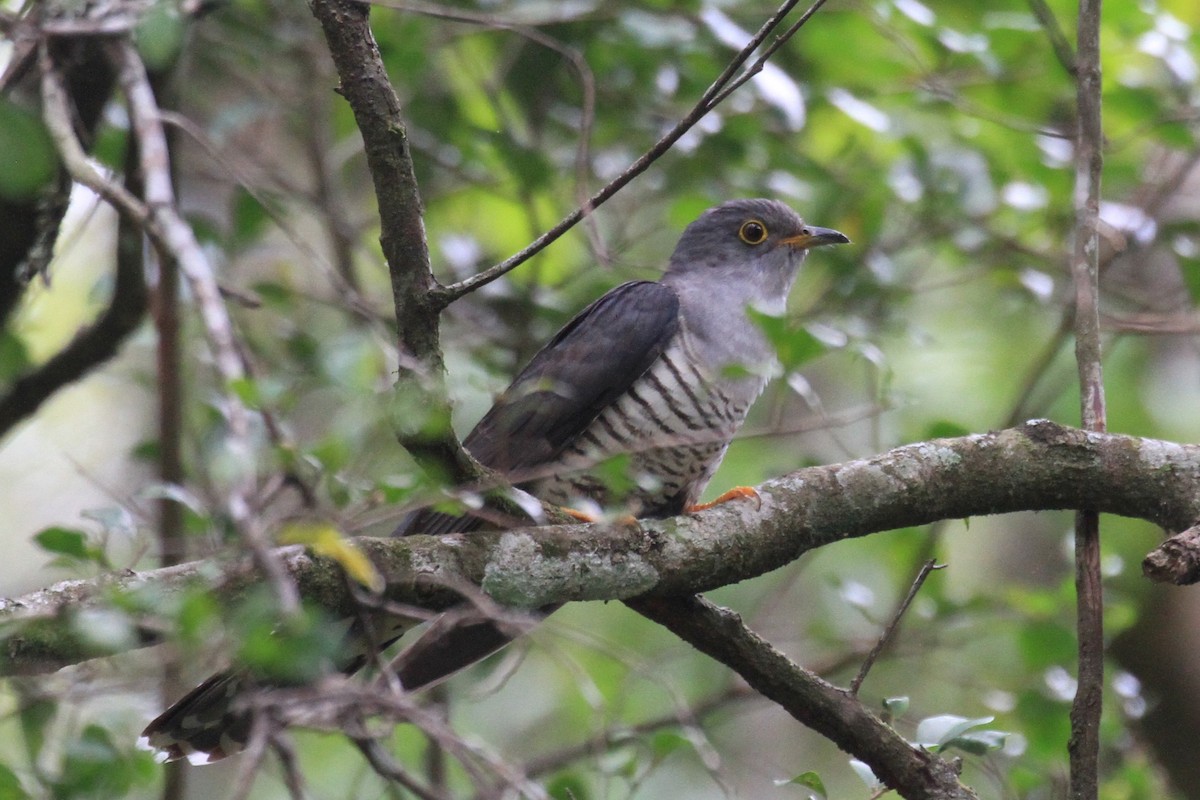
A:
[3, 421, 1198, 677]
[433, 0, 830, 305]
[110, 40, 298, 614]
[0, 180, 148, 439]
[1069, 0, 1105, 796]
[629, 594, 976, 800]
[308, 0, 484, 487]
[1143, 525, 1200, 585]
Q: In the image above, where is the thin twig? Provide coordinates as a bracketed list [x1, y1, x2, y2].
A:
[1067, 0, 1106, 797]
[353, 737, 452, 800]
[1027, 0, 1076, 76]
[109, 40, 301, 613]
[0, 182, 148, 438]
[370, 0, 603, 259]
[628, 594, 976, 798]
[434, 0, 831, 305]
[523, 685, 757, 779]
[229, 713, 271, 800]
[850, 559, 941, 696]
[255, 683, 547, 797]
[271, 733, 309, 800]
[1004, 308, 1075, 427]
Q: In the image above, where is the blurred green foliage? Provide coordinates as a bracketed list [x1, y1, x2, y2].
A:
[3, 0, 1200, 797]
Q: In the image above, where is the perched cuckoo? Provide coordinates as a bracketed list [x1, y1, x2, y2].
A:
[141, 198, 848, 763]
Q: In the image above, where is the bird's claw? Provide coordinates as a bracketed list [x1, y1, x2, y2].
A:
[686, 485, 761, 513]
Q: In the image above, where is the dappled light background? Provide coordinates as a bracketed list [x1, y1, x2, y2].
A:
[3, 0, 1200, 797]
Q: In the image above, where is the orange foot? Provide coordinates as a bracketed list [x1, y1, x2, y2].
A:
[687, 485, 761, 513]
[558, 507, 599, 523]
[555, 507, 640, 527]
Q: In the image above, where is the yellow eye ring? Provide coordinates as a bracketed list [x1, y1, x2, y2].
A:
[738, 219, 768, 245]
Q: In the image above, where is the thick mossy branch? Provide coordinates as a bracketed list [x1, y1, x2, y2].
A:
[3, 421, 1198, 676]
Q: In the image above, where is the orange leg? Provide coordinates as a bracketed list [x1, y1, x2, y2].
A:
[555, 506, 640, 527]
[558, 507, 599, 523]
[686, 485, 761, 513]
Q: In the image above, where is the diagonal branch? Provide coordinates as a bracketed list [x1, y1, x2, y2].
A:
[39, 41, 297, 613]
[110, 40, 299, 614]
[628, 594, 976, 800]
[434, 0, 832, 305]
[0, 176, 148, 439]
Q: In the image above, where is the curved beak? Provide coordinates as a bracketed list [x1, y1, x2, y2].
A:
[780, 226, 850, 250]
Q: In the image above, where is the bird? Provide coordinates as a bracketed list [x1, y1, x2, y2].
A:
[140, 198, 848, 764]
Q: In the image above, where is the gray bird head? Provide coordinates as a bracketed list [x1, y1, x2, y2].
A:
[664, 198, 848, 306]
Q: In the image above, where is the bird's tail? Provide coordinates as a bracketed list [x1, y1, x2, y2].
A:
[139, 671, 252, 764]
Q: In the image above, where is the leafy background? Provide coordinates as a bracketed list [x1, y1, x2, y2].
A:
[2, 0, 1199, 797]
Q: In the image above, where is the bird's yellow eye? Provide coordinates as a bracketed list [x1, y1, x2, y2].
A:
[738, 219, 768, 245]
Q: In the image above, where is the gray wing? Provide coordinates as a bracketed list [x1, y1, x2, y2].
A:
[389, 281, 679, 690]
[466, 279, 680, 473]
[400, 280, 680, 535]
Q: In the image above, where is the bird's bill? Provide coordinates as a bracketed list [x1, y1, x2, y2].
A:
[780, 226, 850, 249]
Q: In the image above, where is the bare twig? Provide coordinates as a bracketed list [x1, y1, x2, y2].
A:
[628, 594, 976, 799]
[523, 684, 757, 780]
[255, 683, 547, 797]
[229, 713, 271, 800]
[310, 0, 491, 492]
[353, 737, 452, 800]
[1068, 0, 1106, 797]
[270, 733, 308, 800]
[0, 182, 148, 439]
[435, 0, 832, 305]
[370, 0, 603, 257]
[155, 110, 383, 324]
[109, 41, 300, 613]
[850, 559, 941, 696]
[1103, 311, 1200, 335]
[39, 41, 297, 611]
[1027, 0, 1076, 76]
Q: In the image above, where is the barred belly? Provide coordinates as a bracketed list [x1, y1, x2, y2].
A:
[532, 332, 766, 517]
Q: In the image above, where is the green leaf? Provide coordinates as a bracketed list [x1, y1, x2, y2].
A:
[175, 588, 220, 647]
[55, 725, 132, 799]
[942, 728, 1009, 755]
[775, 770, 827, 798]
[0, 763, 29, 799]
[748, 310, 830, 371]
[19, 698, 55, 769]
[547, 771, 591, 800]
[0, 331, 30, 383]
[251, 280, 294, 309]
[135, 1, 186, 70]
[230, 187, 270, 247]
[649, 731, 689, 759]
[915, 714, 995, 750]
[0, 98, 57, 200]
[232, 595, 344, 684]
[229, 376, 262, 409]
[33, 527, 89, 560]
